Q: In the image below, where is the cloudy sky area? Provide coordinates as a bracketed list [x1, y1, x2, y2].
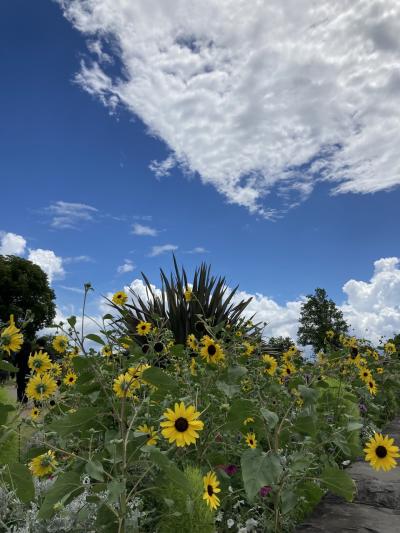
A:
[1, 0, 399, 344]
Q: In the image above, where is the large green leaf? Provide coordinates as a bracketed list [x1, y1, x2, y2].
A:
[38, 471, 83, 519]
[142, 367, 178, 394]
[293, 414, 317, 437]
[48, 407, 99, 437]
[147, 447, 192, 493]
[241, 449, 282, 502]
[3, 463, 34, 503]
[0, 360, 18, 372]
[260, 408, 279, 430]
[226, 399, 255, 431]
[320, 466, 355, 502]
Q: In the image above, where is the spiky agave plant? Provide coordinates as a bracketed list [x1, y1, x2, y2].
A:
[111, 256, 253, 346]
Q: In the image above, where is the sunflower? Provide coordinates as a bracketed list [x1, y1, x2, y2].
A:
[377, 367, 384, 374]
[326, 330, 334, 340]
[190, 357, 197, 376]
[28, 351, 52, 374]
[50, 362, 62, 376]
[199, 336, 224, 364]
[1, 316, 23, 355]
[287, 345, 298, 356]
[160, 402, 204, 447]
[243, 342, 255, 356]
[128, 363, 150, 383]
[112, 291, 128, 306]
[186, 334, 199, 351]
[262, 354, 278, 376]
[113, 373, 139, 398]
[136, 321, 152, 336]
[64, 371, 78, 387]
[359, 368, 372, 383]
[184, 288, 193, 302]
[282, 363, 296, 378]
[137, 424, 158, 446]
[367, 378, 377, 396]
[245, 432, 257, 448]
[364, 433, 400, 471]
[26, 373, 57, 401]
[282, 351, 293, 364]
[53, 335, 68, 354]
[243, 417, 255, 426]
[68, 346, 80, 358]
[102, 345, 113, 357]
[30, 407, 40, 420]
[384, 342, 396, 354]
[202, 471, 221, 510]
[29, 451, 58, 477]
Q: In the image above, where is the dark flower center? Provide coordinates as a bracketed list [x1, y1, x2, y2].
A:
[154, 342, 164, 353]
[207, 344, 217, 356]
[195, 321, 205, 333]
[69, 377, 74, 382]
[286, 368, 291, 374]
[351, 347, 358, 358]
[49, 400, 56, 407]
[369, 382, 373, 388]
[207, 484, 214, 496]
[250, 439, 253, 445]
[142, 344, 150, 354]
[375, 445, 388, 458]
[174, 417, 189, 432]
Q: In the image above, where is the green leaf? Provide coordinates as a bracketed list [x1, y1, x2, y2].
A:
[293, 414, 316, 437]
[95, 504, 119, 532]
[297, 385, 318, 405]
[147, 447, 191, 493]
[170, 344, 185, 357]
[67, 316, 77, 328]
[260, 408, 279, 430]
[226, 399, 255, 432]
[3, 463, 34, 503]
[320, 466, 355, 502]
[0, 403, 15, 425]
[216, 381, 240, 398]
[241, 449, 282, 502]
[85, 334, 105, 345]
[281, 489, 297, 515]
[346, 421, 363, 432]
[48, 407, 99, 437]
[85, 460, 105, 482]
[102, 314, 114, 321]
[39, 471, 83, 519]
[142, 367, 178, 393]
[0, 360, 18, 372]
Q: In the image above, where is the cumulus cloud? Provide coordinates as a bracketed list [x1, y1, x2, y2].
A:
[148, 244, 178, 257]
[63, 255, 93, 264]
[59, 0, 400, 216]
[28, 248, 65, 283]
[46, 201, 98, 229]
[117, 259, 135, 274]
[132, 223, 158, 237]
[0, 231, 27, 255]
[184, 247, 208, 254]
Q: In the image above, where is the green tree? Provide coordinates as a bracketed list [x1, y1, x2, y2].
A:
[297, 288, 348, 353]
[267, 336, 295, 353]
[0, 255, 56, 339]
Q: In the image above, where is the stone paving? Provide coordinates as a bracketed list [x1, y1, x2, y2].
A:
[296, 417, 400, 532]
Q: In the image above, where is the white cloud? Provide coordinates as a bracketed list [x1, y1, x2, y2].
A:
[28, 248, 65, 283]
[46, 201, 98, 229]
[59, 0, 400, 216]
[58, 285, 85, 294]
[117, 259, 135, 274]
[148, 244, 178, 257]
[0, 231, 27, 255]
[63, 255, 93, 264]
[132, 223, 158, 237]
[184, 247, 208, 254]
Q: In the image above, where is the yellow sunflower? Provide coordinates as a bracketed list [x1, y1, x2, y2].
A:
[384, 342, 396, 354]
[160, 402, 204, 447]
[50, 362, 62, 376]
[186, 334, 199, 351]
[30, 407, 40, 420]
[1, 316, 23, 355]
[281, 363, 296, 378]
[364, 433, 400, 471]
[136, 321, 152, 336]
[128, 363, 151, 383]
[101, 345, 113, 357]
[28, 351, 52, 374]
[26, 373, 57, 401]
[199, 335, 224, 364]
[262, 354, 278, 376]
[64, 371, 78, 387]
[137, 424, 158, 445]
[68, 346, 80, 358]
[359, 368, 372, 383]
[245, 432, 257, 448]
[112, 291, 128, 306]
[202, 471, 221, 510]
[113, 373, 139, 398]
[53, 335, 68, 354]
[184, 288, 192, 302]
[243, 341, 255, 356]
[367, 378, 378, 396]
[326, 330, 334, 340]
[29, 450, 58, 477]
[287, 345, 298, 356]
[377, 367, 384, 374]
[243, 417, 255, 426]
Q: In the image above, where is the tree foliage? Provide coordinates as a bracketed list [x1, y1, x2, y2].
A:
[297, 288, 348, 353]
[0, 255, 56, 338]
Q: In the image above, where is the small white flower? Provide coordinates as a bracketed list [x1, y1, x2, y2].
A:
[342, 460, 350, 466]
[245, 517, 258, 531]
[216, 511, 224, 522]
[227, 518, 235, 529]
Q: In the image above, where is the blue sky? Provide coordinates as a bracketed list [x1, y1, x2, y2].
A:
[1, 0, 400, 342]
